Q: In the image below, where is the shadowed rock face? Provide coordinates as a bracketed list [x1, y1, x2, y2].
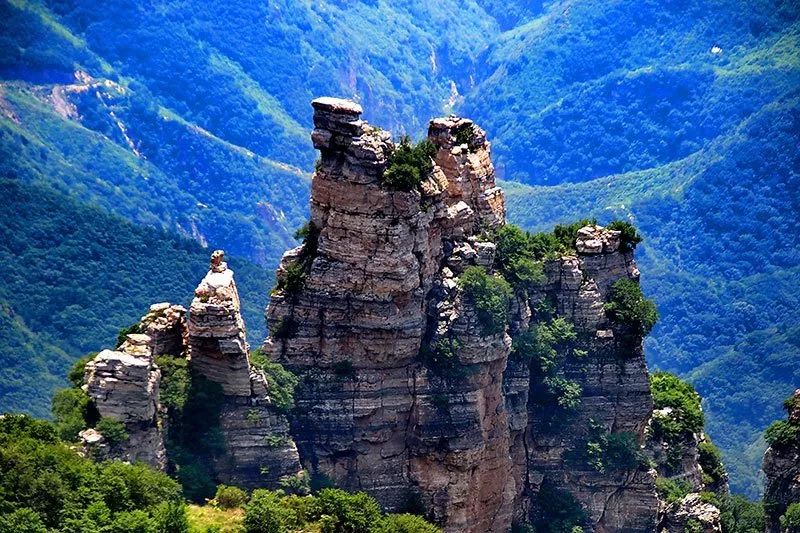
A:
[763, 389, 800, 533]
[262, 98, 659, 532]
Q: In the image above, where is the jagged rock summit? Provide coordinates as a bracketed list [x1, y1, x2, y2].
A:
[73, 97, 723, 533]
[261, 97, 662, 532]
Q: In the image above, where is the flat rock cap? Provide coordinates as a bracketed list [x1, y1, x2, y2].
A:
[311, 97, 363, 115]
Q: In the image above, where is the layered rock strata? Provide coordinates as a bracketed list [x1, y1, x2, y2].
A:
[659, 493, 722, 533]
[263, 98, 513, 532]
[187, 250, 302, 488]
[262, 98, 667, 531]
[763, 389, 800, 533]
[81, 333, 166, 469]
[512, 225, 659, 531]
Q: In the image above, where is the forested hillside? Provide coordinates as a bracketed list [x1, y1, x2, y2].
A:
[0, 0, 798, 497]
[0, 179, 272, 418]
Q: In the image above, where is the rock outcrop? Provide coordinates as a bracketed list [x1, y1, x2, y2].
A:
[187, 250, 302, 488]
[763, 389, 800, 533]
[659, 493, 722, 533]
[81, 333, 166, 469]
[188, 250, 252, 397]
[262, 99, 658, 532]
[513, 225, 659, 532]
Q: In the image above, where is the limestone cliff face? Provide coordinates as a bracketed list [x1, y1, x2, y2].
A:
[763, 389, 800, 533]
[186, 251, 302, 488]
[262, 98, 660, 532]
[510, 225, 659, 532]
[81, 332, 166, 469]
[263, 98, 513, 532]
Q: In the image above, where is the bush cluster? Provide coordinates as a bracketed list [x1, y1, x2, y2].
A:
[458, 266, 513, 336]
[606, 220, 643, 252]
[242, 487, 440, 533]
[250, 350, 299, 414]
[0, 415, 188, 532]
[586, 428, 647, 473]
[764, 420, 799, 448]
[604, 278, 659, 335]
[419, 336, 465, 377]
[698, 440, 726, 488]
[655, 477, 692, 504]
[381, 137, 437, 192]
[273, 221, 320, 297]
[649, 371, 704, 439]
[781, 503, 800, 532]
[214, 485, 248, 509]
[493, 225, 546, 292]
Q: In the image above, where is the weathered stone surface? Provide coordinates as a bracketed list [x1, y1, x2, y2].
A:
[511, 226, 658, 532]
[188, 251, 252, 397]
[139, 303, 187, 357]
[263, 101, 514, 532]
[763, 389, 800, 533]
[659, 493, 722, 533]
[82, 336, 166, 469]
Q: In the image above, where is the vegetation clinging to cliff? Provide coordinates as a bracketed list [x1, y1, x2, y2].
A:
[604, 279, 659, 335]
[381, 137, 437, 192]
[458, 266, 513, 336]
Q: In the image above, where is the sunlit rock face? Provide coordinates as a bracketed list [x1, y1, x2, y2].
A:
[262, 98, 660, 532]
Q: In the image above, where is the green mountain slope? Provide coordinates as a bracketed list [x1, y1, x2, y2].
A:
[0, 178, 271, 418]
[464, 0, 799, 185]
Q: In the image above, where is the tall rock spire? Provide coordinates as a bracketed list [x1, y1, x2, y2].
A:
[188, 250, 252, 397]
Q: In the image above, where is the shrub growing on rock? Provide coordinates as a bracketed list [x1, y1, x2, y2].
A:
[458, 266, 512, 336]
[51, 387, 92, 441]
[765, 420, 799, 447]
[604, 278, 659, 335]
[781, 503, 800, 531]
[215, 485, 249, 509]
[250, 350, 299, 414]
[649, 371, 704, 439]
[96, 417, 129, 444]
[382, 137, 437, 192]
[493, 224, 546, 291]
[607, 220, 643, 252]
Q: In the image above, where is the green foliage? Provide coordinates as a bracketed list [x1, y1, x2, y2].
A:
[655, 477, 691, 504]
[606, 220, 642, 252]
[116, 322, 142, 348]
[96, 417, 129, 444]
[377, 513, 441, 533]
[278, 470, 311, 496]
[493, 224, 546, 291]
[531, 481, 587, 533]
[717, 494, 765, 533]
[250, 351, 299, 414]
[67, 353, 96, 388]
[512, 318, 577, 370]
[273, 221, 319, 297]
[241, 487, 439, 533]
[586, 429, 646, 473]
[458, 266, 512, 336]
[51, 387, 92, 441]
[156, 355, 191, 413]
[649, 372, 705, 441]
[0, 414, 186, 531]
[382, 137, 437, 192]
[552, 219, 597, 252]
[765, 420, 799, 448]
[697, 440, 726, 488]
[781, 503, 800, 532]
[604, 279, 659, 336]
[542, 376, 583, 410]
[420, 336, 464, 377]
[214, 485, 248, 510]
